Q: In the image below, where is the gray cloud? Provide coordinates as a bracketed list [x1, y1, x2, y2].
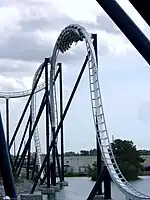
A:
[19, 12, 119, 34]
[0, 81, 21, 91]
[19, 15, 74, 32]
[0, 11, 112, 81]
[0, 32, 52, 62]
[0, 0, 120, 64]
[80, 15, 120, 34]
[0, 19, 114, 63]
[0, 59, 40, 78]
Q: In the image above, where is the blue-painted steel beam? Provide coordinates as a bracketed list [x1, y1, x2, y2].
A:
[128, 0, 150, 27]
[0, 113, 17, 198]
[96, 0, 150, 65]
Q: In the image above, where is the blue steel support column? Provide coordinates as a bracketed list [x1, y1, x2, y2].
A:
[104, 166, 111, 199]
[27, 115, 32, 180]
[0, 113, 17, 199]
[58, 63, 64, 182]
[128, 0, 150, 27]
[6, 98, 9, 147]
[96, 0, 150, 65]
[51, 126, 56, 186]
[45, 58, 50, 188]
[92, 34, 102, 195]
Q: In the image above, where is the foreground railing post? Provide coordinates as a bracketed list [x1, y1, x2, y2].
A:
[96, 0, 150, 65]
[0, 113, 17, 199]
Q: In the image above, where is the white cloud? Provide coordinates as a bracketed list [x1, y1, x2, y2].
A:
[51, 0, 101, 22]
[0, 75, 23, 91]
[98, 31, 133, 56]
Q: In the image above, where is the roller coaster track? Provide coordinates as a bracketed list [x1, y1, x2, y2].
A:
[49, 24, 150, 200]
[1, 24, 150, 199]
[31, 63, 44, 178]
[0, 82, 45, 99]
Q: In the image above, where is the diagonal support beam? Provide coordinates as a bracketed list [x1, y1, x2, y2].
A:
[96, 0, 150, 65]
[87, 168, 104, 200]
[30, 55, 89, 193]
[128, 0, 150, 27]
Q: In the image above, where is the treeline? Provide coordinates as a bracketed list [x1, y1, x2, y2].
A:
[65, 149, 97, 156]
[138, 150, 150, 155]
[65, 148, 150, 156]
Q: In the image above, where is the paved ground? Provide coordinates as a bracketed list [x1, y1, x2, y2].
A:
[0, 180, 40, 197]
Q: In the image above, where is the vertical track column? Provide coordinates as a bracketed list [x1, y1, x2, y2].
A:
[27, 115, 32, 180]
[92, 33, 102, 195]
[104, 166, 111, 199]
[51, 130, 56, 185]
[45, 58, 51, 188]
[58, 63, 64, 181]
[6, 98, 9, 147]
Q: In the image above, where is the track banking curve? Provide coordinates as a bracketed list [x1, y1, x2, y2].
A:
[0, 24, 149, 199]
[0, 82, 45, 99]
[31, 63, 44, 178]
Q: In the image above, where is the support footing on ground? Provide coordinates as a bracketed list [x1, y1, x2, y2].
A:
[93, 195, 113, 200]
[39, 186, 55, 195]
[39, 182, 63, 194]
[19, 194, 43, 200]
[54, 183, 60, 192]
[59, 181, 68, 187]
[94, 195, 104, 200]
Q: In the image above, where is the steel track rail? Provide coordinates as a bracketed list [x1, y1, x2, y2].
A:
[0, 62, 46, 100]
[30, 63, 44, 178]
[0, 83, 45, 99]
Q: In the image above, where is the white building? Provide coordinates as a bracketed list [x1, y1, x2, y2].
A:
[40, 155, 150, 174]
[64, 156, 96, 173]
[141, 155, 150, 168]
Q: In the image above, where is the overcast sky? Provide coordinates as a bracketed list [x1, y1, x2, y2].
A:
[0, 0, 150, 154]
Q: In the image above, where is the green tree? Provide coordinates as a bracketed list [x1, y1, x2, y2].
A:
[65, 151, 76, 156]
[88, 139, 145, 181]
[88, 161, 97, 181]
[89, 148, 97, 156]
[80, 150, 89, 156]
[111, 139, 145, 181]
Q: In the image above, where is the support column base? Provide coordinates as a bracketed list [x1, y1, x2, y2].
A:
[39, 186, 55, 195]
[59, 181, 68, 187]
[94, 195, 113, 200]
[19, 194, 43, 200]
